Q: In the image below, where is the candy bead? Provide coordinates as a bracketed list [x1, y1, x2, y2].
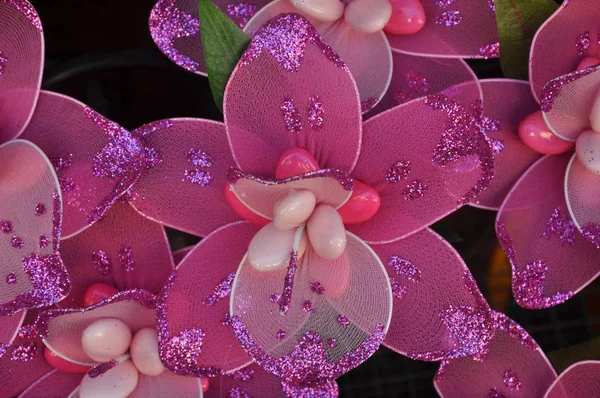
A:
[518, 110, 574, 155]
[337, 180, 381, 224]
[248, 223, 297, 271]
[384, 0, 426, 35]
[81, 318, 132, 363]
[224, 185, 270, 226]
[79, 359, 139, 398]
[307, 205, 347, 260]
[273, 190, 317, 230]
[589, 92, 600, 133]
[44, 347, 91, 374]
[576, 129, 600, 174]
[345, 0, 393, 34]
[201, 378, 210, 393]
[289, 0, 345, 23]
[130, 328, 165, 376]
[577, 57, 600, 71]
[275, 148, 320, 179]
[82, 283, 119, 307]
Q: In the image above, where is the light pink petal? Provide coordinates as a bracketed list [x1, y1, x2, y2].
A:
[545, 360, 600, 398]
[18, 369, 83, 398]
[0, 335, 53, 397]
[470, 79, 542, 210]
[58, 201, 174, 308]
[0, 140, 69, 315]
[565, 153, 600, 245]
[530, 0, 600, 102]
[130, 371, 202, 398]
[0, 0, 43, 143]
[224, 13, 362, 177]
[156, 222, 259, 376]
[497, 153, 600, 309]
[206, 364, 285, 398]
[435, 312, 557, 397]
[245, 0, 392, 108]
[540, 66, 600, 141]
[36, 290, 156, 365]
[0, 312, 26, 355]
[370, 228, 493, 360]
[173, 245, 194, 266]
[129, 118, 240, 237]
[349, 94, 494, 244]
[386, 0, 498, 59]
[21, 91, 149, 238]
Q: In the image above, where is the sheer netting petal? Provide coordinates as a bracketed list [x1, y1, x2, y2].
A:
[349, 94, 494, 244]
[0, 0, 43, 143]
[35, 290, 156, 366]
[545, 360, 600, 398]
[0, 311, 25, 355]
[206, 364, 285, 398]
[0, 139, 69, 315]
[130, 118, 241, 237]
[386, 0, 498, 59]
[156, 222, 259, 376]
[470, 79, 542, 210]
[370, 228, 493, 361]
[530, 0, 600, 102]
[129, 371, 203, 398]
[540, 65, 600, 141]
[18, 369, 83, 398]
[245, 0, 392, 108]
[58, 201, 174, 307]
[434, 312, 557, 398]
[230, 232, 392, 389]
[368, 51, 480, 117]
[565, 153, 600, 247]
[173, 245, 194, 266]
[497, 154, 600, 309]
[224, 13, 362, 177]
[21, 91, 149, 238]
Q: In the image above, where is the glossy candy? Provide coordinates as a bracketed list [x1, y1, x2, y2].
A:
[273, 189, 317, 230]
[575, 129, 600, 174]
[307, 204, 347, 260]
[337, 180, 381, 224]
[384, 0, 426, 35]
[589, 91, 600, 133]
[79, 359, 139, 398]
[130, 328, 165, 376]
[81, 318, 132, 363]
[82, 283, 120, 307]
[44, 347, 91, 374]
[289, 0, 345, 23]
[248, 223, 308, 271]
[577, 56, 600, 71]
[345, 0, 393, 34]
[518, 110, 574, 154]
[275, 147, 320, 179]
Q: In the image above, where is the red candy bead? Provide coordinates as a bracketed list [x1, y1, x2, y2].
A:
[224, 185, 270, 226]
[577, 57, 600, 70]
[384, 0, 426, 35]
[337, 180, 381, 224]
[518, 110, 574, 155]
[82, 283, 119, 307]
[201, 377, 210, 393]
[275, 148, 320, 179]
[44, 347, 91, 374]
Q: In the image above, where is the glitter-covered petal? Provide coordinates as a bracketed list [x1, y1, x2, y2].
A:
[530, 0, 600, 102]
[58, 201, 174, 307]
[18, 369, 83, 398]
[386, 0, 498, 58]
[0, 312, 25, 356]
[434, 313, 556, 397]
[245, 0, 392, 108]
[545, 360, 600, 398]
[157, 222, 259, 376]
[0, 140, 70, 315]
[0, 0, 43, 143]
[224, 13, 362, 176]
[565, 153, 600, 246]
[129, 118, 240, 237]
[498, 154, 599, 309]
[21, 91, 147, 238]
[470, 79, 541, 210]
[128, 371, 203, 398]
[205, 364, 285, 398]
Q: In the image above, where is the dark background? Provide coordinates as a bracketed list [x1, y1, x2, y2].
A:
[31, 0, 600, 396]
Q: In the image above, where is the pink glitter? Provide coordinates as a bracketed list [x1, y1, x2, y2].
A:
[0, 51, 6, 75]
[327, 338, 336, 348]
[513, 260, 573, 309]
[404, 180, 427, 200]
[187, 148, 214, 168]
[10, 342, 37, 362]
[88, 359, 117, 378]
[581, 223, 600, 248]
[435, 360, 449, 382]
[39, 235, 48, 249]
[543, 207, 576, 246]
[488, 0, 495, 12]
[492, 311, 538, 350]
[269, 293, 281, 304]
[49, 153, 73, 172]
[92, 250, 112, 276]
[227, 2, 257, 29]
[303, 300, 314, 313]
[434, 0, 456, 7]
[6, 272, 16, 286]
[282, 99, 302, 134]
[436, 10, 462, 27]
[58, 177, 76, 192]
[228, 167, 353, 191]
[118, 246, 135, 272]
[0, 220, 12, 233]
[361, 97, 378, 113]
[503, 369, 522, 391]
[486, 388, 505, 398]
[336, 314, 350, 327]
[387, 256, 421, 281]
[479, 42, 499, 59]
[576, 31, 591, 55]
[34, 203, 46, 216]
[307, 95, 325, 129]
[279, 252, 298, 315]
[18, 324, 37, 340]
[230, 367, 254, 381]
[540, 65, 600, 112]
[229, 387, 250, 398]
[394, 90, 413, 105]
[405, 71, 430, 94]
[276, 329, 287, 340]
[203, 272, 235, 306]
[386, 160, 411, 182]
[390, 277, 407, 299]
[184, 148, 214, 187]
[310, 281, 326, 295]
[440, 305, 493, 357]
[185, 169, 213, 187]
[1, 0, 42, 31]
[133, 119, 174, 138]
[11, 235, 24, 249]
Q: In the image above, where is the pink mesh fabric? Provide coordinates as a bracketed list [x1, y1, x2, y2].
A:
[434, 314, 557, 398]
[18, 369, 83, 398]
[130, 118, 240, 237]
[244, 0, 392, 106]
[0, 311, 25, 353]
[541, 66, 600, 141]
[545, 361, 600, 398]
[0, 335, 53, 397]
[0, 0, 43, 143]
[157, 222, 259, 375]
[386, 0, 498, 58]
[173, 245, 193, 266]
[530, 0, 600, 102]
[224, 14, 362, 177]
[565, 154, 600, 235]
[370, 228, 492, 360]
[206, 364, 285, 397]
[58, 201, 174, 308]
[21, 91, 145, 238]
[37, 290, 156, 365]
[470, 79, 541, 210]
[0, 140, 69, 315]
[129, 372, 202, 398]
[497, 154, 600, 308]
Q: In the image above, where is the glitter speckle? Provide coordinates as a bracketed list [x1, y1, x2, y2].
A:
[58, 177, 76, 192]
[1, 0, 42, 30]
[203, 273, 235, 306]
[490, 139, 505, 155]
[404, 180, 427, 200]
[307, 95, 325, 129]
[513, 260, 573, 309]
[386, 160, 411, 182]
[118, 246, 135, 272]
[184, 148, 214, 187]
[88, 359, 117, 378]
[486, 388, 505, 398]
[436, 10, 462, 27]
[405, 71, 430, 94]
[0, 51, 6, 75]
[390, 277, 407, 299]
[503, 370, 522, 391]
[388, 256, 421, 281]
[184, 169, 213, 187]
[269, 293, 281, 304]
[92, 250, 112, 276]
[488, 0, 495, 12]
[303, 300, 314, 313]
[49, 153, 73, 173]
[479, 42, 499, 59]
[576, 31, 591, 55]
[543, 207, 576, 246]
[310, 281, 326, 295]
[6, 273, 16, 286]
[434, 0, 456, 7]
[279, 252, 298, 315]
[10, 342, 37, 362]
[230, 367, 254, 381]
[39, 235, 48, 249]
[0, 220, 12, 233]
[336, 314, 350, 327]
[282, 99, 302, 134]
[227, 2, 257, 28]
[228, 387, 250, 398]
[581, 223, 600, 248]
[11, 236, 24, 249]
[276, 329, 287, 340]
[361, 97, 378, 114]
[34, 203, 46, 216]
[327, 338, 336, 348]
[187, 148, 214, 168]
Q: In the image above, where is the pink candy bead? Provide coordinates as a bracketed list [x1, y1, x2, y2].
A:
[576, 129, 600, 175]
[130, 328, 165, 376]
[82, 283, 119, 307]
[344, 0, 393, 34]
[307, 204, 347, 260]
[248, 223, 307, 271]
[337, 180, 381, 224]
[273, 190, 317, 231]
[290, 0, 345, 23]
[275, 147, 320, 179]
[224, 184, 270, 226]
[201, 377, 210, 393]
[589, 92, 600, 133]
[384, 0, 426, 35]
[79, 359, 139, 398]
[518, 110, 574, 155]
[44, 347, 91, 374]
[577, 56, 600, 70]
[81, 318, 132, 363]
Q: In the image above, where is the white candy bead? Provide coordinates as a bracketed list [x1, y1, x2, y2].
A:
[290, 0, 345, 23]
[273, 190, 317, 231]
[79, 359, 139, 398]
[306, 204, 347, 260]
[589, 93, 600, 133]
[81, 318, 132, 363]
[248, 223, 296, 271]
[130, 328, 165, 377]
[576, 129, 600, 174]
[344, 0, 392, 33]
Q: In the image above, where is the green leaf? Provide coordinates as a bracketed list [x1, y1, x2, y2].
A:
[199, 0, 251, 111]
[495, 0, 559, 79]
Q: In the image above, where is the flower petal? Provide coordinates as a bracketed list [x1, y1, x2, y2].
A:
[386, 0, 498, 59]
[129, 371, 202, 398]
[0, 0, 43, 143]
[18, 369, 83, 398]
[129, 118, 240, 237]
[224, 13, 362, 176]
[0, 312, 26, 355]
[470, 79, 542, 210]
[156, 222, 259, 376]
[21, 91, 148, 238]
[0, 335, 53, 397]
[565, 153, 600, 245]
[173, 245, 194, 266]
[58, 201, 174, 308]
[0, 139, 69, 315]
[206, 364, 285, 398]
[545, 360, 600, 398]
[497, 154, 599, 309]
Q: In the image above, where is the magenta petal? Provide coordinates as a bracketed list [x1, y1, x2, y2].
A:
[0, 0, 43, 143]
[434, 313, 556, 398]
[224, 13, 362, 176]
[545, 360, 600, 398]
[470, 79, 542, 210]
[58, 201, 174, 308]
[21, 91, 148, 238]
[156, 222, 259, 376]
[530, 0, 600, 102]
[172, 245, 193, 266]
[18, 369, 83, 398]
[0, 140, 70, 315]
[0, 335, 53, 397]
[497, 154, 599, 309]
[129, 371, 202, 398]
[0, 312, 26, 355]
[206, 364, 285, 398]
[565, 153, 600, 245]
[386, 0, 498, 58]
